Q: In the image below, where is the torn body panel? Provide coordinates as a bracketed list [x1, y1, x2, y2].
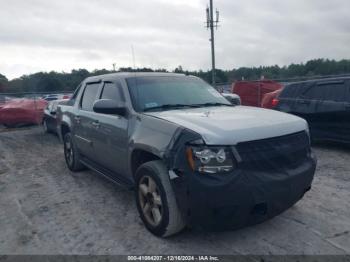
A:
[127, 114, 199, 180]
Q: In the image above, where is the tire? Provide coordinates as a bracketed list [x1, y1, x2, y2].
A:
[135, 160, 186, 237]
[63, 132, 85, 172]
[43, 120, 49, 133]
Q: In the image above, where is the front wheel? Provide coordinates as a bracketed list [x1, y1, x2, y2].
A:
[135, 160, 185, 237]
[63, 132, 85, 172]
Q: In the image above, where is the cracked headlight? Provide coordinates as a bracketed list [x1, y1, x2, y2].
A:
[186, 146, 236, 174]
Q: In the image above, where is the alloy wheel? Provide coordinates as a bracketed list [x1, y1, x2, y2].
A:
[138, 175, 163, 227]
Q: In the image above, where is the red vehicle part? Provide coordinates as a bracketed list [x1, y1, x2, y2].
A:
[261, 89, 282, 109]
[62, 94, 71, 99]
[0, 98, 48, 126]
[232, 80, 283, 107]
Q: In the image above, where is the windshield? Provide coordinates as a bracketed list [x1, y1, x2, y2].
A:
[126, 76, 231, 112]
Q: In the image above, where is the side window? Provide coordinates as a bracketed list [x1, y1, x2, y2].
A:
[317, 82, 346, 102]
[280, 83, 303, 99]
[80, 83, 100, 111]
[100, 82, 124, 102]
[279, 84, 295, 98]
[302, 86, 323, 100]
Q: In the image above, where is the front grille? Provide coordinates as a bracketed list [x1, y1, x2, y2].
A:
[236, 131, 310, 170]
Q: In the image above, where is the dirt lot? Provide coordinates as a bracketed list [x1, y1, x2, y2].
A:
[0, 127, 349, 255]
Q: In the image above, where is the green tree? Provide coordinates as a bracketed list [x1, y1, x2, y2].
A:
[3, 59, 350, 93]
[0, 74, 8, 92]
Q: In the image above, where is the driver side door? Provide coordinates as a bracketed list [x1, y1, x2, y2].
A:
[93, 81, 129, 180]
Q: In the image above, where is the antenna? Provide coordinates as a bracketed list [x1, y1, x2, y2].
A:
[205, 0, 220, 89]
[216, 9, 219, 25]
[206, 6, 210, 28]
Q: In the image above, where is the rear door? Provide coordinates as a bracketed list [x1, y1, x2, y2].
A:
[74, 82, 102, 160]
[315, 80, 349, 142]
[293, 82, 318, 124]
[93, 81, 129, 179]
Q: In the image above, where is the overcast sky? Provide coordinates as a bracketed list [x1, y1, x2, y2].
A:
[1, 0, 350, 79]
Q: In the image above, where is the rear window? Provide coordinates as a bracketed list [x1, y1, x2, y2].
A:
[81, 83, 100, 111]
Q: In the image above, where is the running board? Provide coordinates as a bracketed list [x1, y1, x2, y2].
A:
[80, 158, 134, 190]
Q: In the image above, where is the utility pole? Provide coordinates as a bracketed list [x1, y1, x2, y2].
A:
[206, 0, 219, 88]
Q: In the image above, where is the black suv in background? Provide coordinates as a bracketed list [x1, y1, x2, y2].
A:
[275, 77, 350, 143]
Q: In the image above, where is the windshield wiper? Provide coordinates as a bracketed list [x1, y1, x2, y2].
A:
[193, 102, 233, 107]
[143, 104, 200, 112]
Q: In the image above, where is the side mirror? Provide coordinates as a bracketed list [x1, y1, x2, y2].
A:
[93, 99, 126, 116]
[223, 94, 241, 106]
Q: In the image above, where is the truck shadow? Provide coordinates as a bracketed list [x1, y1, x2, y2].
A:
[312, 140, 350, 152]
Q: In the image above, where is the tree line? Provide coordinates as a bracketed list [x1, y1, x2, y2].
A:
[1, 58, 350, 93]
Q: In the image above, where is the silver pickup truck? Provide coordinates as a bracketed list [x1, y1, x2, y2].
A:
[57, 72, 317, 237]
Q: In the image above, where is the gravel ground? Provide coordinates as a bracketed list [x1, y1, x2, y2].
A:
[0, 127, 349, 255]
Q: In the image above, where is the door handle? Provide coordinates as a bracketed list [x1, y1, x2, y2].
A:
[91, 121, 100, 128]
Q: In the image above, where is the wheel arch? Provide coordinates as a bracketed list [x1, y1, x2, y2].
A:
[130, 148, 162, 179]
[60, 122, 71, 142]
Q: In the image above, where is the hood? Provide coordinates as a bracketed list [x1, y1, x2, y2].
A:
[145, 106, 308, 145]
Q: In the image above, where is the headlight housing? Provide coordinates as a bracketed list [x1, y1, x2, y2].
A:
[186, 146, 236, 174]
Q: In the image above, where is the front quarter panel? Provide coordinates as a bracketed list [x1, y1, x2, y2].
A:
[129, 114, 180, 158]
[128, 114, 201, 174]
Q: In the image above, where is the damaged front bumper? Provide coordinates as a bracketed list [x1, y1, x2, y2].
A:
[170, 154, 317, 231]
